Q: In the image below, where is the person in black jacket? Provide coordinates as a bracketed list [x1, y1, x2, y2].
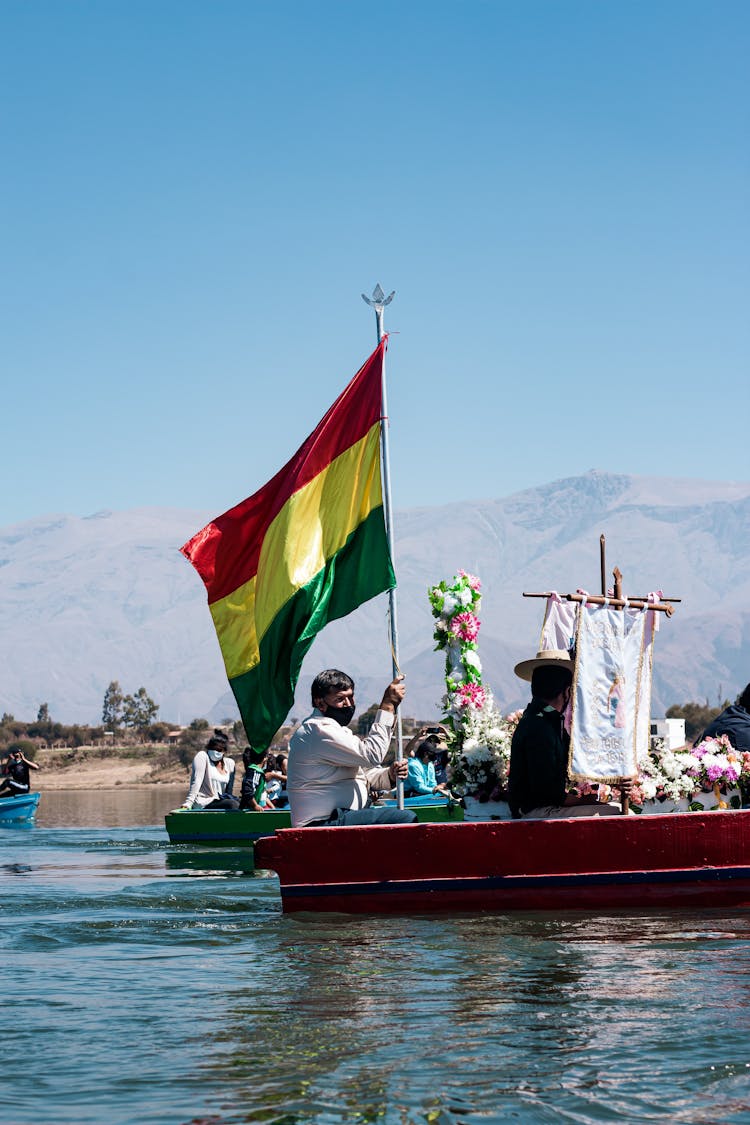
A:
[697, 684, 750, 752]
[0, 748, 39, 798]
[508, 651, 626, 819]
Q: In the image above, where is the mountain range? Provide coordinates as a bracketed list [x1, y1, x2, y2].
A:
[2, 470, 749, 728]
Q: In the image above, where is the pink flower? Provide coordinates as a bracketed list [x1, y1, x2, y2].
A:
[455, 683, 487, 710]
[458, 570, 482, 591]
[629, 783, 646, 806]
[451, 612, 480, 642]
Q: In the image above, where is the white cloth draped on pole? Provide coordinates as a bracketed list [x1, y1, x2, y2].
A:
[540, 593, 579, 733]
[539, 592, 578, 653]
[569, 604, 655, 781]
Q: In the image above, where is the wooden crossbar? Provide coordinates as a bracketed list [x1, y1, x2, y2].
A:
[522, 591, 676, 616]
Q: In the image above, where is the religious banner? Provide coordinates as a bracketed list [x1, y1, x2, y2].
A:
[539, 592, 578, 653]
[569, 603, 655, 781]
[635, 604, 657, 766]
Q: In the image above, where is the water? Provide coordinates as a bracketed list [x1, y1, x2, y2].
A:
[2, 793, 750, 1124]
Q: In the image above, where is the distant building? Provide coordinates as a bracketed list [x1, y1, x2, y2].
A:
[650, 718, 686, 749]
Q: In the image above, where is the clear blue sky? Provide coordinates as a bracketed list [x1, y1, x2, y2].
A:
[3, 0, 748, 527]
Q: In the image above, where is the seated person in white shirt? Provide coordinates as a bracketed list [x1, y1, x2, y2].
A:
[287, 669, 418, 828]
[182, 732, 239, 810]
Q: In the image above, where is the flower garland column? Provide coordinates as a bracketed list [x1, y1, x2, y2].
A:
[428, 572, 519, 800]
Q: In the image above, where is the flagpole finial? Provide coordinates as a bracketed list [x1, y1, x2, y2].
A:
[361, 284, 395, 345]
[361, 283, 395, 311]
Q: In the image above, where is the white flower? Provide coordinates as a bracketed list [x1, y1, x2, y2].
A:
[463, 650, 482, 672]
[641, 777, 658, 800]
[663, 780, 687, 802]
[442, 593, 458, 616]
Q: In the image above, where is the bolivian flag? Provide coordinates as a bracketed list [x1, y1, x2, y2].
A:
[181, 340, 396, 749]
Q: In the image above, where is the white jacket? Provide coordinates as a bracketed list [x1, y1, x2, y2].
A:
[287, 708, 394, 827]
[184, 751, 236, 809]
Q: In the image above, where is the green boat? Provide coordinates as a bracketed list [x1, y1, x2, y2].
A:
[165, 796, 464, 847]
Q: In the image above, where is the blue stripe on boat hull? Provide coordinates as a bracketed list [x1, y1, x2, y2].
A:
[281, 865, 750, 899]
[167, 832, 265, 844]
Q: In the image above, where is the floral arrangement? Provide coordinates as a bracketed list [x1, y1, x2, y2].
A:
[687, 734, 748, 792]
[609, 733, 750, 812]
[428, 571, 519, 799]
[632, 739, 700, 805]
[452, 700, 523, 799]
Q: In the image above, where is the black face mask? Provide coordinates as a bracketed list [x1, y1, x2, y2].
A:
[325, 703, 356, 727]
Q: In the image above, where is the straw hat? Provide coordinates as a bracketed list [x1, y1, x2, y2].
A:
[513, 649, 575, 682]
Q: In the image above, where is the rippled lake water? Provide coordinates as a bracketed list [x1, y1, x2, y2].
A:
[2, 791, 750, 1124]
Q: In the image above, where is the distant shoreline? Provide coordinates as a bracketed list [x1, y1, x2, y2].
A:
[29, 747, 188, 792]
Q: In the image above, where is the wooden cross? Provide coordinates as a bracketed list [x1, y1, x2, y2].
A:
[522, 534, 680, 614]
[522, 534, 681, 815]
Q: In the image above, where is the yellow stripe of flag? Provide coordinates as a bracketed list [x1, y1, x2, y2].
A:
[210, 424, 383, 680]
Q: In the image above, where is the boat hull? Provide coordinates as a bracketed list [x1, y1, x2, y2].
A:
[254, 809, 750, 913]
[165, 808, 291, 846]
[0, 792, 41, 823]
[165, 797, 463, 846]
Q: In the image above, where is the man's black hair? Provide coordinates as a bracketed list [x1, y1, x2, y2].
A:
[417, 739, 438, 761]
[531, 664, 573, 702]
[738, 684, 750, 711]
[243, 745, 265, 769]
[311, 669, 355, 706]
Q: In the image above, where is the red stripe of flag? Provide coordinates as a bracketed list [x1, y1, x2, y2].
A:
[181, 339, 385, 604]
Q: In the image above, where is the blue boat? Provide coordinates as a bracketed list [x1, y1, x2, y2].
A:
[0, 792, 41, 823]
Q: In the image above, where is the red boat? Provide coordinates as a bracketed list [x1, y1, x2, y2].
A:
[254, 808, 750, 913]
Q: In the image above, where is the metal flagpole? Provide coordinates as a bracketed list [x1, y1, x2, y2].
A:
[361, 283, 405, 809]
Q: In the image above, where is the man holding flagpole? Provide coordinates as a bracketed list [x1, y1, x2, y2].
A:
[286, 669, 417, 828]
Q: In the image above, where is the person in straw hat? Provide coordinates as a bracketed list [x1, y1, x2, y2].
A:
[508, 650, 626, 819]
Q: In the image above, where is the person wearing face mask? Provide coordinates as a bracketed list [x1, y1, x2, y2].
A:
[508, 651, 628, 819]
[287, 669, 418, 828]
[181, 732, 239, 810]
[405, 738, 452, 798]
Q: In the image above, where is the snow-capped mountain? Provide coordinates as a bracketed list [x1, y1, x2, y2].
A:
[2, 471, 748, 726]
